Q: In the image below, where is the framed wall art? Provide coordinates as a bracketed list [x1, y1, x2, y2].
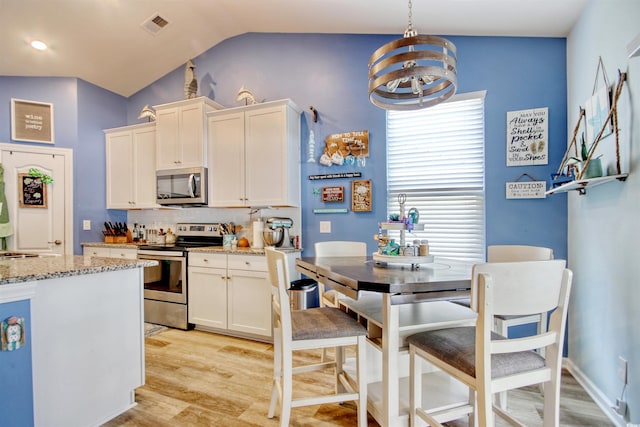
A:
[11, 98, 54, 144]
[506, 107, 548, 166]
[351, 179, 372, 212]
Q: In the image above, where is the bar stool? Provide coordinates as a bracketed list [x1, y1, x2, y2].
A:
[265, 248, 368, 427]
[407, 260, 572, 427]
[453, 244, 554, 409]
[314, 241, 367, 308]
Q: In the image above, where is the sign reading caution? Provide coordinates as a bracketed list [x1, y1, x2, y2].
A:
[505, 181, 546, 199]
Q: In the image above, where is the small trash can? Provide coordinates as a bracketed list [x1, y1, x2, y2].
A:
[288, 278, 319, 310]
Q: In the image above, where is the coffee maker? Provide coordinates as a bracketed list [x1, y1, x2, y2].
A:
[265, 217, 294, 248]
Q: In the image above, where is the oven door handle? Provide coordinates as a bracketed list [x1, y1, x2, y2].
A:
[138, 252, 186, 260]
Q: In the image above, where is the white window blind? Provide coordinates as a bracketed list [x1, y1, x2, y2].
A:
[386, 91, 486, 262]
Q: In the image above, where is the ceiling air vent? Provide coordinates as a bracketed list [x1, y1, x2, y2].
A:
[141, 12, 170, 35]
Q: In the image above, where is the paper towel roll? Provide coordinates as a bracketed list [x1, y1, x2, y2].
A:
[252, 221, 264, 248]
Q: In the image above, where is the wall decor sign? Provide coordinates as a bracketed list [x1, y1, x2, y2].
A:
[505, 181, 546, 199]
[11, 98, 54, 144]
[321, 186, 344, 202]
[506, 107, 548, 166]
[351, 179, 372, 212]
[18, 173, 47, 208]
[308, 172, 362, 180]
[320, 130, 369, 167]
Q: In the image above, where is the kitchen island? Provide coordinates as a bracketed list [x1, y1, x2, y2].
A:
[0, 255, 155, 427]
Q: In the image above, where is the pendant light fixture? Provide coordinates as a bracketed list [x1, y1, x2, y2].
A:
[368, 0, 457, 110]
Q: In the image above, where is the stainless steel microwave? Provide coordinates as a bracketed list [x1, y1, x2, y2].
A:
[156, 167, 207, 206]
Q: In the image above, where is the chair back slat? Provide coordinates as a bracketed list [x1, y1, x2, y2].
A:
[487, 245, 553, 262]
[491, 331, 557, 354]
[473, 260, 565, 317]
[314, 241, 367, 257]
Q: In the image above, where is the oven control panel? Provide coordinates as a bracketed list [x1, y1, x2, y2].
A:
[175, 223, 222, 237]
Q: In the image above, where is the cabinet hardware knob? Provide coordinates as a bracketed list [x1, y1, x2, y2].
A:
[48, 240, 62, 245]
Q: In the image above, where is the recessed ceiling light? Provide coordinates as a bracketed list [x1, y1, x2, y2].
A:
[31, 40, 48, 51]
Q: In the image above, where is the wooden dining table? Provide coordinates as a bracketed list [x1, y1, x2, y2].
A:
[296, 255, 476, 427]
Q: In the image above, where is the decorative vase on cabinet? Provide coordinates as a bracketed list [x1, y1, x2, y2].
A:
[207, 99, 302, 207]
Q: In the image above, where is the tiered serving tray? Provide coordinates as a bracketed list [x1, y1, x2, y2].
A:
[373, 252, 434, 269]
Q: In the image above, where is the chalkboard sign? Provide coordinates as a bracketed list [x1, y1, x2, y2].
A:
[18, 173, 47, 208]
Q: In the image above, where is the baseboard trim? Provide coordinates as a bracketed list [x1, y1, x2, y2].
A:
[564, 358, 626, 427]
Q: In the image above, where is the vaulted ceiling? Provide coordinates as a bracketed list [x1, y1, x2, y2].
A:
[0, 0, 587, 97]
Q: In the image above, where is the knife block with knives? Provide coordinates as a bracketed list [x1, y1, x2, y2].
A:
[103, 222, 131, 243]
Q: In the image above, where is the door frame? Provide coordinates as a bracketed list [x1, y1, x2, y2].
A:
[0, 143, 74, 255]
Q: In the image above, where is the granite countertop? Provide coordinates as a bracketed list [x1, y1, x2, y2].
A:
[81, 242, 140, 248]
[0, 255, 157, 286]
[82, 242, 302, 255]
[188, 246, 302, 255]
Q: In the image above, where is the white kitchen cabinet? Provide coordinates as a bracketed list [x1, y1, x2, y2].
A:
[207, 99, 301, 207]
[83, 246, 138, 259]
[188, 251, 300, 341]
[154, 97, 224, 170]
[105, 123, 158, 209]
[188, 253, 228, 329]
[188, 252, 271, 339]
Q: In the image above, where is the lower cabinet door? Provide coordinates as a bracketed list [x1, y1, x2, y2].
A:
[188, 266, 227, 329]
[227, 269, 271, 337]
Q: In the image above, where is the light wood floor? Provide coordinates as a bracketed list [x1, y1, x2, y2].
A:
[104, 328, 613, 427]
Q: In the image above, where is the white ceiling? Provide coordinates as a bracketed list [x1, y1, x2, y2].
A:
[0, 0, 587, 97]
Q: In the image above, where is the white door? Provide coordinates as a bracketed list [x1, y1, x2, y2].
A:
[0, 144, 73, 256]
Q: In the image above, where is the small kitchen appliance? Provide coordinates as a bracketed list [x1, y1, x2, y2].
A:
[265, 217, 294, 248]
[137, 223, 222, 329]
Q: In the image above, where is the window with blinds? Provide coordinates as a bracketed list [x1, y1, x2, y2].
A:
[386, 91, 486, 262]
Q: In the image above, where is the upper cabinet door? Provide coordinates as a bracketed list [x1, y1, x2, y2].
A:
[177, 102, 206, 168]
[155, 107, 181, 170]
[208, 111, 246, 207]
[244, 105, 289, 206]
[105, 122, 158, 209]
[155, 97, 224, 170]
[131, 125, 158, 208]
[105, 129, 134, 208]
[206, 99, 301, 208]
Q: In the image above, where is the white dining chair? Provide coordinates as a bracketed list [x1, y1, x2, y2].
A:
[488, 245, 554, 344]
[452, 244, 554, 408]
[265, 248, 368, 427]
[314, 241, 367, 308]
[407, 259, 572, 427]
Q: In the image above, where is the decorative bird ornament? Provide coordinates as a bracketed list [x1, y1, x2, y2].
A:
[236, 86, 257, 105]
[184, 59, 198, 99]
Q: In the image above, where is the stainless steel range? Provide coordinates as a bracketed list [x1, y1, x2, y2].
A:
[137, 223, 222, 329]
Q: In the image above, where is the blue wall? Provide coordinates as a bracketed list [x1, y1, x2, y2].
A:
[129, 33, 568, 259]
[0, 299, 33, 427]
[0, 77, 128, 254]
[1, 33, 568, 260]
